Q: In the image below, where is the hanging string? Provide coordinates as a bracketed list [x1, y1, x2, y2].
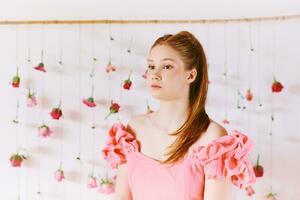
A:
[247, 21, 253, 90]
[106, 22, 113, 126]
[109, 23, 113, 62]
[205, 22, 211, 73]
[24, 23, 31, 200]
[58, 24, 64, 179]
[91, 23, 96, 173]
[223, 23, 228, 122]
[257, 20, 263, 108]
[269, 19, 278, 193]
[59, 25, 63, 66]
[14, 24, 22, 200]
[235, 21, 241, 115]
[246, 21, 254, 135]
[256, 20, 262, 155]
[91, 23, 96, 129]
[77, 24, 83, 200]
[118, 20, 124, 122]
[37, 23, 45, 199]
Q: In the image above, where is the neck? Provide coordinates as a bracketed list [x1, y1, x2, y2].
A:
[150, 98, 190, 133]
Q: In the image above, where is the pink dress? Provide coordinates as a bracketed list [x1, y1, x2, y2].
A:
[102, 123, 256, 200]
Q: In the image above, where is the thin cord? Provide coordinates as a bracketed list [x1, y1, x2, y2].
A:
[223, 23, 228, 121]
[78, 24, 83, 200]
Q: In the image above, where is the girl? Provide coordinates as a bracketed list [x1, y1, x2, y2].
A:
[102, 31, 256, 200]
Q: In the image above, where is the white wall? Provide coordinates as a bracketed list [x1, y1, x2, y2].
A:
[0, 1, 300, 200]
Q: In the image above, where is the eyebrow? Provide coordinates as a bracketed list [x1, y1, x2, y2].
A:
[147, 58, 176, 62]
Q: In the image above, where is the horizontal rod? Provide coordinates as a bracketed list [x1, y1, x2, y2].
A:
[0, 14, 299, 25]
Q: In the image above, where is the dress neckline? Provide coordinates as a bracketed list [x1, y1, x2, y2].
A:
[133, 149, 193, 165]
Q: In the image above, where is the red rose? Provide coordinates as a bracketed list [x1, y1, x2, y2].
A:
[12, 75, 20, 88]
[253, 154, 264, 177]
[50, 105, 63, 120]
[123, 71, 133, 90]
[272, 78, 283, 93]
[9, 154, 25, 167]
[123, 80, 132, 90]
[104, 101, 120, 120]
[110, 103, 120, 113]
[245, 89, 253, 101]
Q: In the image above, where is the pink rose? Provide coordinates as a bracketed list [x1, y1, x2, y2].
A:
[55, 169, 65, 182]
[87, 175, 97, 188]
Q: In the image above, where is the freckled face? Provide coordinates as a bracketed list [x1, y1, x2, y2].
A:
[146, 45, 191, 101]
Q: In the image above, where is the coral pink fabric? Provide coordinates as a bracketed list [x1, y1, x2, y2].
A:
[102, 123, 256, 200]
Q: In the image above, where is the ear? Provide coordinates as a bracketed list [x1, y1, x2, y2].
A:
[187, 68, 197, 83]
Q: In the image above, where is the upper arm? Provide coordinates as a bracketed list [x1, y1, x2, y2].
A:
[113, 163, 132, 200]
[204, 178, 232, 200]
[200, 121, 232, 200]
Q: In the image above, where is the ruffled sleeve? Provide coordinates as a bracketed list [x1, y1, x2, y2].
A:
[102, 123, 139, 169]
[190, 130, 256, 189]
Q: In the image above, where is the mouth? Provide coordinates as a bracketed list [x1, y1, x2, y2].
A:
[150, 84, 162, 89]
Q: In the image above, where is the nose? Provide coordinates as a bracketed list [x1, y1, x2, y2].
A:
[152, 71, 161, 80]
[151, 69, 162, 81]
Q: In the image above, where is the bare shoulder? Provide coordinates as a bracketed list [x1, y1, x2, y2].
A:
[193, 119, 228, 147]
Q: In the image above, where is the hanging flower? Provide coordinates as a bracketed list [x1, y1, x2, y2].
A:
[11, 72, 20, 88]
[38, 124, 52, 138]
[55, 163, 65, 182]
[50, 102, 63, 120]
[245, 185, 255, 196]
[123, 71, 132, 90]
[54, 169, 65, 182]
[142, 70, 147, 79]
[265, 192, 277, 200]
[245, 89, 253, 101]
[9, 153, 27, 167]
[146, 100, 153, 114]
[98, 176, 115, 194]
[104, 100, 120, 120]
[222, 118, 230, 124]
[87, 174, 98, 189]
[253, 154, 264, 178]
[27, 89, 37, 107]
[272, 77, 284, 93]
[34, 62, 46, 72]
[83, 97, 96, 107]
[106, 61, 116, 73]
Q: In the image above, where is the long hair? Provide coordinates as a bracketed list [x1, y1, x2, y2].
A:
[151, 31, 210, 164]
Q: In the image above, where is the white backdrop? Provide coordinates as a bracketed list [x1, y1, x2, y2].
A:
[0, 1, 300, 200]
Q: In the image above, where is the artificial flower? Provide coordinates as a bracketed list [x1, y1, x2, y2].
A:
[83, 97, 96, 107]
[106, 61, 116, 73]
[38, 124, 52, 138]
[34, 62, 46, 72]
[27, 89, 37, 107]
[253, 154, 264, 178]
[50, 102, 63, 120]
[272, 77, 284, 93]
[104, 100, 120, 120]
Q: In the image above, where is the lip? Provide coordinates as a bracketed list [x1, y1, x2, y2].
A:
[150, 84, 162, 88]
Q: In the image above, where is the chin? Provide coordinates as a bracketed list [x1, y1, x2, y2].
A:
[150, 93, 173, 101]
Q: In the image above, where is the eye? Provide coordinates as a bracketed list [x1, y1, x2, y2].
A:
[163, 65, 173, 70]
[148, 65, 155, 70]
